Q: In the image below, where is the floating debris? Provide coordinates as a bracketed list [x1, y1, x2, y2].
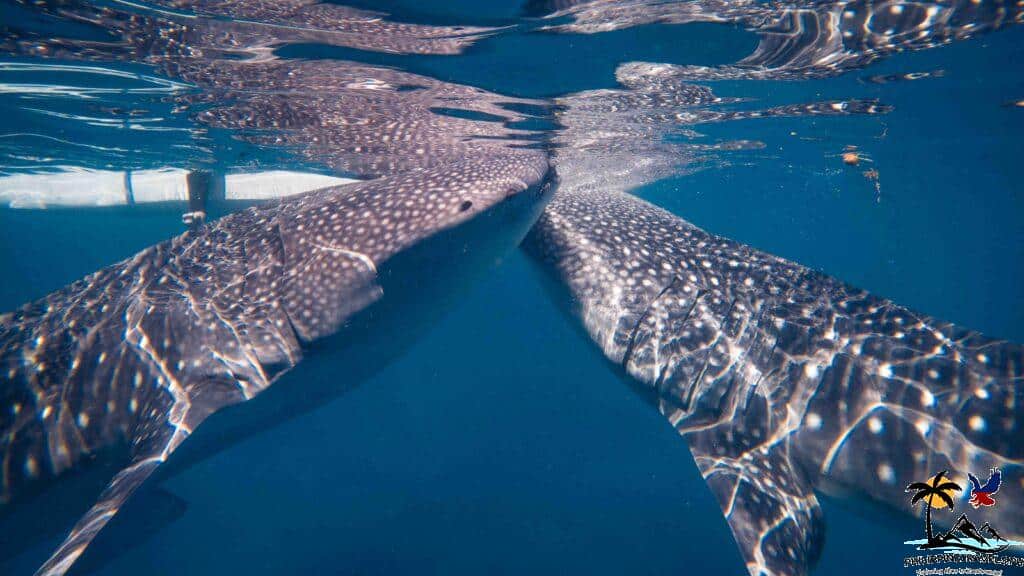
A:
[837, 145, 872, 167]
[863, 168, 882, 203]
[828, 146, 881, 201]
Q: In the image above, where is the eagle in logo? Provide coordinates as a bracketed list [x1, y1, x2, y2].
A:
[967, 468, 1002, 508]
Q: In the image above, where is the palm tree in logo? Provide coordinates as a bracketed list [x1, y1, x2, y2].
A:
[907, 470, 962, 544]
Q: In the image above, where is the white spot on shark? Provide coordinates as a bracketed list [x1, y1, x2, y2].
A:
[25, 456, 39, 478]
[868, 416, 884, 434]
[804, 364, 819, 379]
[876, 463, 895, 483]
[915, 420, 930, 436]
[806, 413, 822, 430]
[921, 390, 935, 406]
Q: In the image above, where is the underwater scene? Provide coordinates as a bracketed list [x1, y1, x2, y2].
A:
[0, 1, 1022, 575]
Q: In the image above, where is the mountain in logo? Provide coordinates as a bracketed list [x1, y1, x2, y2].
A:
[936, 513, 1010, 553]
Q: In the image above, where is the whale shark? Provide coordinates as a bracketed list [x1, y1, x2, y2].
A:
[0, 153, 553, 576]
[520, 54, 1022, 574]
[525, 181, 1022, 575]
[0, 3, 558, 573]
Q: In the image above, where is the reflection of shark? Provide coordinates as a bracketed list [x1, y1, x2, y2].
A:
[0, 154, 553, 576]
[529, 0, 1023, 80]
[525, 183, 1022, 576]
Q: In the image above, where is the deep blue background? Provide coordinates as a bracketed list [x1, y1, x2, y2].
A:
[1, 1, 1022, 574]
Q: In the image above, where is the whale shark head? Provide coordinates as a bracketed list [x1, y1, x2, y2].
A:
[271, 153, 552, 343]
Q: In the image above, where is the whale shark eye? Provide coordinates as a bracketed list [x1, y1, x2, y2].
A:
[459, 200, 473, 212]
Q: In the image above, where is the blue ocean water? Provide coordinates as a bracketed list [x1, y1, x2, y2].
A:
[1, 1, 1022, 575]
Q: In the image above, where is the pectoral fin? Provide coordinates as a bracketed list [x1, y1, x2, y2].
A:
[34, 453, 166, 576]
[35, 370, 246, 576]
[72, 487, 187, 575]
[277, 209, 383, 343]
[683, 427, 824, 576]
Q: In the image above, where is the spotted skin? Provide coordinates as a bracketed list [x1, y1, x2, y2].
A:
[0, 152, 550, 576]
[525, 185, 1022, 576]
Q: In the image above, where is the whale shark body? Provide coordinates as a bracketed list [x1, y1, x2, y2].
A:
[525, 182, 1023, 576]
[0, 155, 553, 575]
